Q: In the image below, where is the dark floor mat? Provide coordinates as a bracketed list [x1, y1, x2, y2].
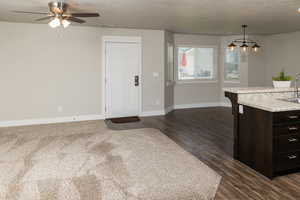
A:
[109, 116, 140, 124]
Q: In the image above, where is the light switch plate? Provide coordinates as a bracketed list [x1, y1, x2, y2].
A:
[153, 72, 159, 77]
[239, 105, 244, 114]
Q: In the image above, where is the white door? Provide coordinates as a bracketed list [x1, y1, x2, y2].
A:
[105, 41, 141, 118]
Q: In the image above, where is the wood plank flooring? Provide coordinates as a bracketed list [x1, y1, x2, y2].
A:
[106, 107, 300, 200]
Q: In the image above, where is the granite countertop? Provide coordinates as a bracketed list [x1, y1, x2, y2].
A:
[223, 87, 294, 94]
[238, 95, 300, 112]
[223, 87, 300, 112]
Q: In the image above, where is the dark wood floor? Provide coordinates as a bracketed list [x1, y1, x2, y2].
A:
[106, 107, 300, 200]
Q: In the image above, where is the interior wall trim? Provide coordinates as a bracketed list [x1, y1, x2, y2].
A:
[0, 103, 232, 127]
[0, 114, 104, 128]
[164, 105, 174, 114]
[219, 102, 232, 107]
[142, 102, 231, 117]
[140, 110, 165, 117]
[174, 102, 231, 109]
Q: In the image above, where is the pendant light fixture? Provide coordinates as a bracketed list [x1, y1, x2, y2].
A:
[228, 25, 261, 53]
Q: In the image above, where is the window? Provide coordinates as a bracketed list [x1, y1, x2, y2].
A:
[177, 47, 217, 81]
[224, 48, 240, 81]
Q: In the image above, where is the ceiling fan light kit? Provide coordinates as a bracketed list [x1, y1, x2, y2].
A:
[48, 17, 61, 28]
[48, 18, 71, 28]
[13, 1, 100, 29]
[228, 25, 261, 53]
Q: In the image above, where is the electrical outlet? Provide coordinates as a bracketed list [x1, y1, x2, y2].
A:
[57, 106, 63, 113]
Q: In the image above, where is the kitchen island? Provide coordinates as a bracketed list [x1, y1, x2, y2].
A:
[225, 87, 300, 178]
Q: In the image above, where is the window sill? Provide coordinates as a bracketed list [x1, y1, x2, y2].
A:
[224, 80, 240, 84]
[176, 80, 218, 85]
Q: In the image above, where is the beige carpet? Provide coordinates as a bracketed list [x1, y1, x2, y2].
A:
[0, 120, 221, 200]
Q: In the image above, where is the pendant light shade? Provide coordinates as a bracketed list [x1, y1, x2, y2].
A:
[228, 25, 261, 53]
[252, 43, 260, 52]
[240, 43, 249, 52]
[228, 42, 237, 51]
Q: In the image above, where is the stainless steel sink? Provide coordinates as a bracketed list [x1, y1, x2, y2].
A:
[279, 98, 300, 104]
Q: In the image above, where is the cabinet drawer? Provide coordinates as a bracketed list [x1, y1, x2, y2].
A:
[276, 151, 300, 171]
[274, 111, 300, 124]
[274, 124, 300, 136]
[277, 134, 300, 153]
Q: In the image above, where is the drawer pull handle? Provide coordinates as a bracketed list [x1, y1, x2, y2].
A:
[288, 127, 298, 131]
[288, 115, 299, 119]
[288, 155, 297, 159]
[288, 138, 299, 142]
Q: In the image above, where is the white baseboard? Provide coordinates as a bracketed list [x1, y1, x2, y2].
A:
[219, 102, 232, 107]
[140, 110, 165, 117]
[1, 103, 232, 127]
[174, 102, 222, 110]
[0, 114, 104, 128]
[141, 102, 231, 117]
[164, 105, 174, 114]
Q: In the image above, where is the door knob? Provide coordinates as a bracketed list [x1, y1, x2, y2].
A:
[134, 75, 139, 86]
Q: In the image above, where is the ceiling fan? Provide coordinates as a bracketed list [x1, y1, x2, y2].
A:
[13, 1, 100, 28]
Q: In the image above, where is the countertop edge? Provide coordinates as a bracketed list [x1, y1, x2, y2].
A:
[223, 87, 294, 94]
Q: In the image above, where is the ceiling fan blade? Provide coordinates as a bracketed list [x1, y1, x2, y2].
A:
[67, 17, 86, 24]
[36, 16, 53, 21]
[12, 11, 48, 15]
[70, 13, 100, 17]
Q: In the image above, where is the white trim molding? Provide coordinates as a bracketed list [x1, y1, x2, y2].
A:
[174, 102, 223, 110]
[0, 114, 104, 128]
[140, 102, 231, 117]
[140, 110, 165, 117]
[219, 102, 232, 107]
[102, 36, 143, 119]
[175, 45, 219, 84]
[164, 105, 174, 114]
[0, 103, 232, 127]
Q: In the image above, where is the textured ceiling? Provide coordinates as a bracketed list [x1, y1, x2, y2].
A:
[1, 0, 300, 35]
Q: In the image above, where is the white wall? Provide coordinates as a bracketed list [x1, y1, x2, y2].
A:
[0, 21, 165, 122]
[219, 35, 249, 104]
[264, 31, 300, 86]
[219, 35, 266, 103]
[173, 34, 221, 106]
[247, 35, 267, 87]
[0, 20, 278, 124]
[172, 34, 267, 106]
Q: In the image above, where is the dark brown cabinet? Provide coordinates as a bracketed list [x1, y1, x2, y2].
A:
[225, 91, 300, 179]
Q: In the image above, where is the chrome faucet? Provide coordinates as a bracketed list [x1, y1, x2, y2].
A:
[294, 73, 300, 98]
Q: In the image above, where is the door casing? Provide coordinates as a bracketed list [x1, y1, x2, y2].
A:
[102, 36, 142, 119]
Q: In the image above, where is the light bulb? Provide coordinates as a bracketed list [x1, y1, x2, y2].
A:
[240, 43, 249, 52]
[228, 43, 236, 51]
[252, 43, 260, 52]
[49, 18, 61, 28]
[62, 19, 71, 28]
